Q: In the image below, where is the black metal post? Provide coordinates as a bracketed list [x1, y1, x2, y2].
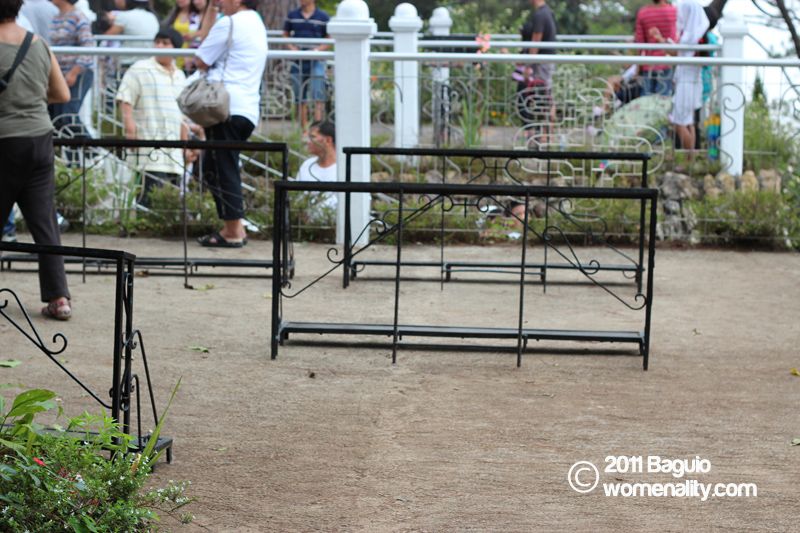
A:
[182, 152, 190, 288]
[271, 184, 284, 359]
[517, 192, 530, 368]
[110, 257, 124, 429]
[343, 152, 352, 289]
[391, 190, 404, 365]
[281, 145, 290, 281]
[439, 155, 446, 290]
[643, 196, 658, 370]
[543, 158, 551, 293]
[121, 260, 135, 435]
[81, 150, 87, 283]
[636, 159, 649, 293]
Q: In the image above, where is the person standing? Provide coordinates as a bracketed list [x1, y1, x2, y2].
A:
[195, 0, 267, 247]
[283, 0, 329, 132]
[105, 0, 159, 69]
[0, 0, 73, 319]
[115, 28, 190, 207]
[651, 0, 709, 158]
[163, 0, 199, 71]
[634, 0, 677, 95]
[517, 0, 557, 139]
[20, 0, 57, 41]
[48, 0, 93, 133]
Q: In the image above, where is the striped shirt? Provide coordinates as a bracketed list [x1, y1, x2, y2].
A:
[634, 4, 677, 72]
[49, 9, 93, 73]
[283, 7, 329, 49]
[115, 57, 187, 174]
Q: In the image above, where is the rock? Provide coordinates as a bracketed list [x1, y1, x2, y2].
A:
[398, 173, 417, 183]
[658, 171, 698, 201]
[702, 174, 721, 199]
[758, 169, 781, 193]
[657, 172, 698, 240]
[663, 199, 682, 215]
[371, 171, 391, 182]
[718, 172, 736, 193]
[740, 170, 758, 192]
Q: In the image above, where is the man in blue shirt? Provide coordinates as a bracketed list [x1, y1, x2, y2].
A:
[283, 0, 330, 131]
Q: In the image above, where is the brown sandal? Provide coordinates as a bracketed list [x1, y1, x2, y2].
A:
[42, 298, 72, 321]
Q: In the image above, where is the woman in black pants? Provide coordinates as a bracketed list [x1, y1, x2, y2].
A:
[0, 0, 72, 319]
[193, 0, 267, 247]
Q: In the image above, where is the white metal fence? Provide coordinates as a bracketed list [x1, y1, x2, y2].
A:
[47, 2, 800, 246]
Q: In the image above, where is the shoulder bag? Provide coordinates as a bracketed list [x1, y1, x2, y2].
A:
[0, 32, 34, 95]
[177, 19, 233, 127]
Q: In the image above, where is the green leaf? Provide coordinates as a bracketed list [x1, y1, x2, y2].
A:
[142, 377, 181, 461]
[790, 368, 800, 377]
[0, 463, 17, 482]
[194, 283, 215, 291]
[189, 346, 210, 353]
[0, 360, 21, 368]
[7, 389, 56, 418]
[0, 438, 24, 453]
[792, 438, 800, 446]
[7, 402, 55, 419]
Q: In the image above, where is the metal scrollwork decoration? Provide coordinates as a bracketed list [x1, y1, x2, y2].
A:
[0, 289, 68, 357]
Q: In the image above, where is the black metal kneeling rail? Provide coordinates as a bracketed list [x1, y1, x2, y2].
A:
[344, 147, 651, 292]
[1, 138, 292, 288]
[271, 181, 658, 369]
[0, 241, 172, 461]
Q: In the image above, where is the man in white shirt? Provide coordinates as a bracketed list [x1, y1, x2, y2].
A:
[115, 28, 190, 207]
[297, 120, 337, 218]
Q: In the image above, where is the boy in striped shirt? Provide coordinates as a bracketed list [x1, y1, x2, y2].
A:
[116, 28, 194, 207]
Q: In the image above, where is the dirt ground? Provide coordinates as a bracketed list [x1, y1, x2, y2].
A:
[1, 234, 799, 532]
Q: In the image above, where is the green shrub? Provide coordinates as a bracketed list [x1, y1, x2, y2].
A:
[743, 100, 799, 173]
[0, 386, 191, 532]
[689, 190, 798, 247]
[136, 185, 219, 237]
[54, 164, 111, 227]
[369, 195, 647, 245]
